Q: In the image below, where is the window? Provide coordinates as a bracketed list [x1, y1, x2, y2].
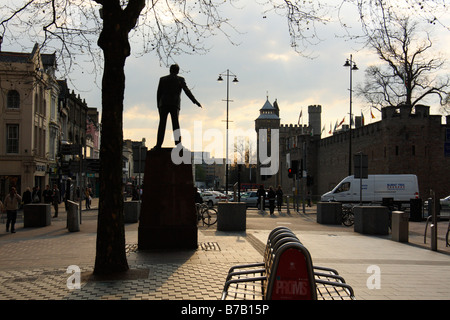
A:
[334, 182, 350, 193]
[6, 125, 19, 154]
[7, 90, 20, 109]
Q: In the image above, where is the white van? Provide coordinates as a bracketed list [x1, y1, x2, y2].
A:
[321, 175, 419, 206]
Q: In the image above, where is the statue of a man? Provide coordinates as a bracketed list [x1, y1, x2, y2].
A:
[153, 64, 202, 149]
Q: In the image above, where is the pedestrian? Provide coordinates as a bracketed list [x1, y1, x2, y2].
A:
[276, 185, 283, 213]
[52, 185, 61, 218]
[43, 185, 53, 204]
[268, 186, 276, 216]
[84, 188, 90, 209]
[0, 199, 4, 219]
[307, 190, 312, 207]
[4, 187, 22, 233]
[257, 185, 266, 211]
[194, 187, 203, 204]
[32, 186, 41, 203]
[22, 187, 32, 206]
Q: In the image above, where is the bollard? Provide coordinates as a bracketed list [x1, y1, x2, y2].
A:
[431, 194, 439, 251]
[66, 200, 80, 232]
[286, 196, 290, 214]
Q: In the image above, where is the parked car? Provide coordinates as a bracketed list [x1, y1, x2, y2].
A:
[241, 191, 269, 208]
[426, 195, 450, 211]
[201, 191, 228, 207]
[441, 195, 450, 210]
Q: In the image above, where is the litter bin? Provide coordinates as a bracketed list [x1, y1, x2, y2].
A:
[410, 198, 422, 221]
[391, 211, 409, 242]
[66, 200, 80, 232]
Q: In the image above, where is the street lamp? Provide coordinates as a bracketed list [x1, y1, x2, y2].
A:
[343, 55, 358, 176]
[217, 69, 239, 197]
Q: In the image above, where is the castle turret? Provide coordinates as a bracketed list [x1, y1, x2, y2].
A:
[255, 98, 280, 186]
[308, 105, 322, 137]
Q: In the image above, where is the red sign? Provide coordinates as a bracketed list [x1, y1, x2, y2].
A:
[270, 248, 314, 300]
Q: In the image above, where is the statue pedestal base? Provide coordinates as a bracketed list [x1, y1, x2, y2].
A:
[138, 148, 197, 250]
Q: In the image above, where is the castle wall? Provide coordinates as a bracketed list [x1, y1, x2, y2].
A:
[315, 106, 450, 200]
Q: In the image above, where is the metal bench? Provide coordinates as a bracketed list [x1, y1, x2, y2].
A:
[221, 226, 355, 300]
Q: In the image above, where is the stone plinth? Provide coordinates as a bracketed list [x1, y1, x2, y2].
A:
[138, 148, 197, 250]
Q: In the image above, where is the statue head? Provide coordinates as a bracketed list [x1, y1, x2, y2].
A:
[170, 64, 180, 75]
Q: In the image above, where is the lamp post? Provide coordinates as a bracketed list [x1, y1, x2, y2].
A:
[217, 70, 239, 197]
[343, 55, 358, 176]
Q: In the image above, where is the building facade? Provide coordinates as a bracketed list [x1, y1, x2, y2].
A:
[0, 44, 59, 200]
[0, 44, 99, 201]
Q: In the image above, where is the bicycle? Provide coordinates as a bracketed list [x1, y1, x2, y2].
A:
[342, 203, 354, 227]
[196, 203, 217, 226]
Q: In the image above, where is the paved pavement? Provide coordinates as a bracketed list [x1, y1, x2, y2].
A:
[0, 198, 449, 302]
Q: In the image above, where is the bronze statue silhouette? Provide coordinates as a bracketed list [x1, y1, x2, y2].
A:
[154, 64, 202, 149]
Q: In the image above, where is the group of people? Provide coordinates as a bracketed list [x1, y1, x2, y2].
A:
[0, 184, 62, 234]
[257, 185, 284, 216]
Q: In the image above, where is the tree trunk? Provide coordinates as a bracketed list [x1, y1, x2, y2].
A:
[94, 52, 129, 274]
[93, 4, 133, 274]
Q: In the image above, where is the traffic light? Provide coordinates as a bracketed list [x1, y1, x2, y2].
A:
[291, 160, 299, 177]
[288, 167, 293, 178]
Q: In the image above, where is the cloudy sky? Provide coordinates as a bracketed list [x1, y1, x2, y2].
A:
[4, 1, 449, 158]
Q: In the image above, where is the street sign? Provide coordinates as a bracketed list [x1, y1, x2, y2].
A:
[354, 153, 368, 179]
[60, 143, 82, 155]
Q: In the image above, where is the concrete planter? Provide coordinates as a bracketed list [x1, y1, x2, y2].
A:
[217, 202, 246, 231]
[317, 202, 342, 225]
[23, 203, 51, 228]
[354, 206, 389, 235]
[124, 201, 140, 223]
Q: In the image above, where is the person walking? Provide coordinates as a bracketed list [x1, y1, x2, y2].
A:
[52, 185, 61, 218]
[22, 187, 32, 206]
[32, 186, 41, 203]
[0, 199, 4, 222]
[84, 187, 91, 210]
[268, 186, 276, 216]
[153, 64, 202, 149]
[43, 185, 53, 204]
[276, 185, 283, 213]
[4, 187, 22, 233]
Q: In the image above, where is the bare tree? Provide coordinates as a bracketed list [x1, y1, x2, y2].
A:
[337, 0, 450, 112]
[356, 13, 449, 111]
